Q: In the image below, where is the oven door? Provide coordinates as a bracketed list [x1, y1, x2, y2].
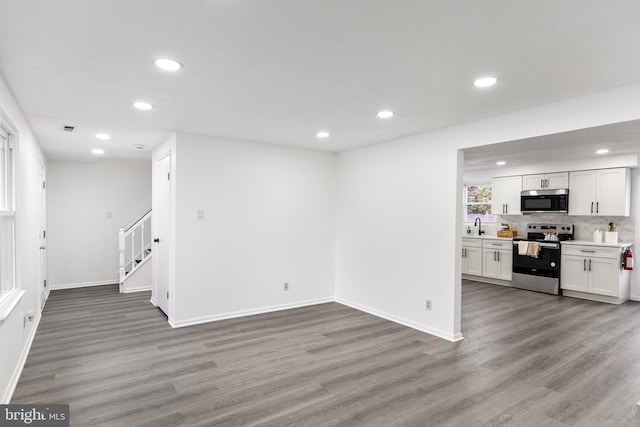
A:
[512, 241, 560, 278]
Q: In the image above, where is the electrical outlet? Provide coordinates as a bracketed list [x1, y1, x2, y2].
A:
[425, 300, 432, 311]
[284, 282, 289, 291]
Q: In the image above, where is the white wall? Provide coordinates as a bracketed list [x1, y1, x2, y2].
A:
[0, 74, 47, 403]
[335, 82, 640, 342]
[168, 133, 336, 326]
[632, 168, 640, 300]
[47, 159, 151, 288]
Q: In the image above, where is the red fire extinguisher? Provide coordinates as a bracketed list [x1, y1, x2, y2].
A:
[623, 248, 633, 270]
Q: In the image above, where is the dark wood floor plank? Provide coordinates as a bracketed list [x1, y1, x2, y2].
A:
[11, 280, 640, 426]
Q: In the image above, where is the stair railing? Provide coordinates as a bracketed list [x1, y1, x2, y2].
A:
[119, 206, 152, 285]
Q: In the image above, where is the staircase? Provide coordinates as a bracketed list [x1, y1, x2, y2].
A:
[119, 206, 152, 293]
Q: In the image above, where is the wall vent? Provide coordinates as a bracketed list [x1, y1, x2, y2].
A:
[63, 125, 75, 132]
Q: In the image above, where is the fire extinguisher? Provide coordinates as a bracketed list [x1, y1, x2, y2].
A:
[623, 248, 633, 270]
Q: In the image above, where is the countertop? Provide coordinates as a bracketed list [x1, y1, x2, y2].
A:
[561, 240, 633, 248]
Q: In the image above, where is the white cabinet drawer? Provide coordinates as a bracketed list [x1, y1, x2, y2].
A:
[462, 238, 483, 248]
[561, 245, 620, 259]
[483, 239, 512, 250]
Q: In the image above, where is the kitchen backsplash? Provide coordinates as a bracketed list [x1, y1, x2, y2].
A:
[465, 214, 634, 242]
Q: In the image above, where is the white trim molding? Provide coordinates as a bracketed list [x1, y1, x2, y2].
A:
[122, 286, 151, 294]
[168, 297, 334, 328]
[49, 280, 117, 290]
[2, 310, 41, 404]
[335, 297, 464, 343]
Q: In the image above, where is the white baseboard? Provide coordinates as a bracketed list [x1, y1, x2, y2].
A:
[335, 296, 464, 343]
[630, 294, 640, 302]
[122, 286, 151, 294]
[2, 311, 41, 404]
[49, 280, 117, 290]
[149, 297, 157, 307]
[168, 297, 334, 328]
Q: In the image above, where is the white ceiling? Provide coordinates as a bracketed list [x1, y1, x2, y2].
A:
[1, 1, 640, 161]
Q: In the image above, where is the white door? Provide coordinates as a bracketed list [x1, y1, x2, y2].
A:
[464, 246, 483, 276]
[155, 154, 171, 315]
[503, 176, 522, 215]
[595, 168, 627, 216]
[588, 257, 619, 297]
[482, 249, 499, 278]
[497, 250, 512, 281]
[38, 162, 47, 308]
[560, 255, 588, 292]
[569, 170, 596, 215]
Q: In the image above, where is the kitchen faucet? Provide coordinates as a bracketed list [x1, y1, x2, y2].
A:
[474, 217, 484, 235]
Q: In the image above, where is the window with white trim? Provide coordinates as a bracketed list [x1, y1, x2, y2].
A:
[463, 184, 495, 223]
[0, 125, 15, 300]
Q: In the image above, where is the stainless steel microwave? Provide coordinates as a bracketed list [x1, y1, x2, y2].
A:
[520, 189, 568, 214]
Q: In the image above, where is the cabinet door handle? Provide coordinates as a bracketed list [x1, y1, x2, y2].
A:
[580, 249, 596, 253]
[497, 252, 500, 262]
[505, 203, 508, 214]
[545, 178, 549, 188]
[583, 259, 586, 271]
[493, 251, 497, 261]
[541, 179, 544, 188]
[588, 259, 592, 271]
[591, 202, 594, 214]
[596, 202, 599, 214]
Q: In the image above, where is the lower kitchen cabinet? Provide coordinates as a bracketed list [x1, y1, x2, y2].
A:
[462, 238, 483, 276]
[482, 239, 512, 281]
[560, 243, 631, 304]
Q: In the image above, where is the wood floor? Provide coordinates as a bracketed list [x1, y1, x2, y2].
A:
[12, 280, 640, 426]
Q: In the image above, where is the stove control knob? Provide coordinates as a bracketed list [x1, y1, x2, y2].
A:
[551, 262, 556, 267]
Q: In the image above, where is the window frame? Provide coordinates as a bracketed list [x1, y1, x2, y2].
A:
[463, 183, 496, 223]
[0, 109, 22, 322]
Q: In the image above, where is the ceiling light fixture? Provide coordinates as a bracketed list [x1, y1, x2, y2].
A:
[316, 131, 330, 139]
[596, 149, 609, 154]
[496, 161, 506, 166]
[155, 58, 183, 71]
[474, 76, 498, 88]
[377, 110, 394, 119]
[92, 148, 104, 155]
[133, 101, 154, 110]
[96, 133, 111, 140]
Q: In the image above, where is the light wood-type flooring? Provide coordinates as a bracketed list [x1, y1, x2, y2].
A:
[12, 280, 640, 426]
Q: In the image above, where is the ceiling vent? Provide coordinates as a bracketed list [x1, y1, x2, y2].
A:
[62, 125, 75, 132]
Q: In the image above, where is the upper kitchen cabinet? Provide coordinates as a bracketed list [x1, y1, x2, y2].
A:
[569, 168, 630, 216]
[522, 172, 569, 191]
[491, 176, 522, 215]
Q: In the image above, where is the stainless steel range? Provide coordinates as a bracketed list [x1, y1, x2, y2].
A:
[512, 223, 574, 295]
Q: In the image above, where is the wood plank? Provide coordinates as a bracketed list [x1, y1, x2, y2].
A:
[11, 281, 640, 426]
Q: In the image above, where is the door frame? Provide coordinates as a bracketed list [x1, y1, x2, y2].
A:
[152, 149, 173, 319]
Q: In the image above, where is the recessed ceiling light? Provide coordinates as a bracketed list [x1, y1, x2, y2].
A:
[92, 148, 104, 155]
[596, 149, 609, 154]
[96, 133, 111, 140]
[133, 101, 154, 110]
[496, 161, 506, 166]
[377, 110, 394, 119]
[316, 131, 330, 139]
[474, 76, 498, 88]
[155, 58, 183, 71]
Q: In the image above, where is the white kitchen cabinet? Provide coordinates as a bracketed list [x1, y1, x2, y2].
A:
[568, 168, 630, 216]
[482, 239, 512, 281]
[491, 176, 522, 215]
[461, 244, 483, 276]
[522, 172, 569, 191]
[560, 243, 631, 304]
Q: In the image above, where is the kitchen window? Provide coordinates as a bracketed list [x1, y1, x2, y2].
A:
[464, 184, 495, 223]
